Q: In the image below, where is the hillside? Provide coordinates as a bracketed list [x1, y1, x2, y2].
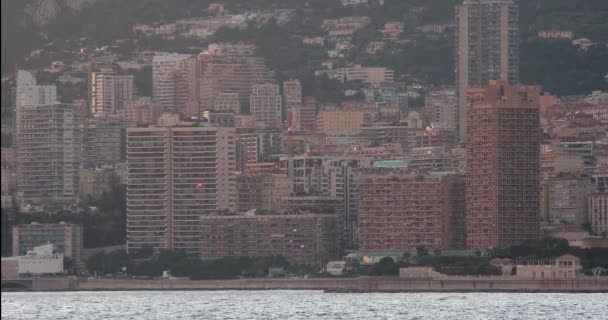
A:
[2, 0, 607, 95]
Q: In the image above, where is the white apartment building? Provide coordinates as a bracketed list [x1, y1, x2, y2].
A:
[1, 244, 63, 278]
[17, 103, 80, 206]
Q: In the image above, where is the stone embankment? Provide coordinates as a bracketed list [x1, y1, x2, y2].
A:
[3, 277, 607, 293]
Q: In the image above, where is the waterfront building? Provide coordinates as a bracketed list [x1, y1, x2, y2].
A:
[466, 81, 540, 249]
[199, 212, 339, 266]
[456, 0, 519, 141]
[126, 125, 236, 255]
[12, 222, 83, 263]
[356, 169, 465, 251]
[1, 244, 63, 278]
[516, 254, 582, 279]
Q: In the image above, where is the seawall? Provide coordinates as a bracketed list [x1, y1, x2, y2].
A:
[4, 277, 608, 293]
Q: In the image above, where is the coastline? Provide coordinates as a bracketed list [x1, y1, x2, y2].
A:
[3, 277, 608, 293]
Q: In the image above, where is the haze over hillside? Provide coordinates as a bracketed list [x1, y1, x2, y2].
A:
[2, 0, 607, 94]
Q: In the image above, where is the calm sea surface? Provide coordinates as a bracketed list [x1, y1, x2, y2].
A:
[2, 291, 607, 320]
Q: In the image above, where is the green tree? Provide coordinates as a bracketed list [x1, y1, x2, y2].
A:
[416, 246, 429, 257]
[134, 66, 152, 96]
[63, 257, 76, 274]
[520, 41, 608, 95]
[86, 252, 108, 275]
[1, 134, 12, 148]
[1, 208, 15, 256]
[131, 245, 155, 259]
[370, 257, 398, 276]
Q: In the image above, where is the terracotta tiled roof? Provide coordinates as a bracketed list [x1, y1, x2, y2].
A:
[557, 254, 580, 260]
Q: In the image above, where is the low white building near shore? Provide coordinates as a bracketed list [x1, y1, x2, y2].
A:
[1, 244, 64, 278]
[516, 254, 582, 279]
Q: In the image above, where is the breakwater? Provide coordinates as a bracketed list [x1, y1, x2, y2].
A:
[3, 277, 608, 292]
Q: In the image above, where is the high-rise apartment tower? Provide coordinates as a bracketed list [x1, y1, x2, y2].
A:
[456, 0, 519, 141]
[126, 125, 236, 255]
[466, 80, 540, 249]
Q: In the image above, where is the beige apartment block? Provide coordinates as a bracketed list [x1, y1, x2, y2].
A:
[126, 125, 236, 255]
[317, 110, 368, 135]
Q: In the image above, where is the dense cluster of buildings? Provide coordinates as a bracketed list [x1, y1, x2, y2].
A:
[1, 0, 606, 273]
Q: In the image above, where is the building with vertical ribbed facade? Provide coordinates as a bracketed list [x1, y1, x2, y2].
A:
[456, 0, 519, 141]
[17, 102, 79, 207]
[466, 80, 540, 249]
[126, 125, 236, 255]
